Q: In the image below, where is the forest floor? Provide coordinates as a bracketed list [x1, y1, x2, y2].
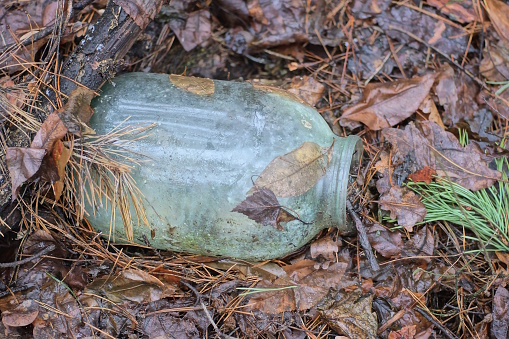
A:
[1, 0, 509, 338]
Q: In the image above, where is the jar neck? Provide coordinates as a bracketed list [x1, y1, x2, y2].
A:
[319, 135, 362, 233]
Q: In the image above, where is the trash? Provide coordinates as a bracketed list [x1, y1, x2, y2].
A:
[87, 73, 362, 260]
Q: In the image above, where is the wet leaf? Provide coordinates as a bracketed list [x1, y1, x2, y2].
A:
[169, 9, 211, 51]
[248, 258, 354, 313]
[492, 286, 509, 339]
[6, 148, 46, 200]
[434, 64, 481, 124]
[480, 42, 509, 82]
[351, 0, 391, 19]
[169, 74, 215, 95]
[426, 0, 477, 23]
[310, 236, 340, 261]
[380, 186, 426, 232]
[367, 224, 403, 258]
[401, 227, 435, 263]
[2, 300, 39, 327]
[318, 290, 377, 339]
[382, 121, 502, 191]
[377, 6, 469, 57]
[57, 86, 96, 134]
[51, 140, 72, 200]
[253, 141, 334, 198]
[85, 269, 175, 303]
[339, 74, 436, 130]
[232, 188, 298, 230]
[31, 112, 68, 151]
[408, 166, 436, 184]
[286, 75, 325, 106]
[485, 0, 509, 44]
[388, 325, 417, 339]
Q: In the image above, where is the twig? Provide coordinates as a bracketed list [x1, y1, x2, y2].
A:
[180, 280, 238, 339]
[415, 307, 459, 339]
[346, 200, 379, 272]
[0, 244, 55, 268]
[142, 234, 165, 261]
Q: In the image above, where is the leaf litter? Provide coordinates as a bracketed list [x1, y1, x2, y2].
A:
[2, 0, 509, 337]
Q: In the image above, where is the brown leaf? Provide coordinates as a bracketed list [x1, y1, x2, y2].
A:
[318, 290, 378, 339]
[113, 0, 163, 28]
[434, 64, 480, 124]
[31, 113, 68, 151]
[2, 300, 39, 327]
[383, 121, 502, 191]
[492, 286, 509, 339]
[248, 259, 353, 313]
[408, 166, 436, 184]
[85, 269, 175, 303]
[367, 224, 403, 258]
[426, 0, 477, 23]
[310, 236, 340, 261]
[401, 227, 435, 263]
[169, 74, 215, 95]
[6, 148, 46, 200]
[379, 186, 426, 232]
[480, 42, 509, 82]
[51, 140, 72, 200]
[339, 73, 436, 130]
[485, 0, 509, 44]
[286, 76, 325, 106]
[58, 86, 96, 133]
[253, 141, 334, 198]
[232, 188, 298, 230]
[388, 325, 417, 339]
[169, 9, 211, 51]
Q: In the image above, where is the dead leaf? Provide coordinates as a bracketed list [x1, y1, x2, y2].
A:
[492, 286, 509, 339]
[480, 42, 509, 82]
[232, 188, 298, 230]
[485, 0, 509, 44]
[339, 73, 436, 130]
[169, 9, 211, 51]
[113, 0, 163, 28]
[367, 224, 403, 258]
[57, 86, 96, 134]
[2, 300, 39, 327]
[426, 0, 477, 23]
[418, 95, 444, 129]
[31, 113, 68, 151]
[379, 186, 426, 232]
[351, 0, 391, 19]
[434, 64, 481, 125]
[383, 121, 502, 191]
[286, 76, 325, 106]
[6, 148, 46, 199]
[169, 74, 215, 95]
[51, 140, 72, 200]
[408, 166, 436, 184]
[310, 236, 340, 261]
[318, 290, 378, 339]
[85, 269, 175, 303]
[388, 325, 417, 339]
[401, 227, 435, 262]
[248, 258, 354, 313]
[253, 141, 334, 198]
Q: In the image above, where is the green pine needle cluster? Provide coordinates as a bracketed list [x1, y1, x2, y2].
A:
[407, 135, 509, 252]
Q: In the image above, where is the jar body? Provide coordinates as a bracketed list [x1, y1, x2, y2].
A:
[88, 73, 362, 260]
